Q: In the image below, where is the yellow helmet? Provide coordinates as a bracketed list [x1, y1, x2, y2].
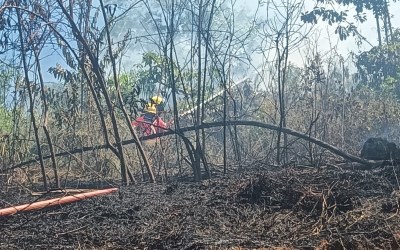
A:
[150, 96, 163, 105]
[144, 103, 157, 114]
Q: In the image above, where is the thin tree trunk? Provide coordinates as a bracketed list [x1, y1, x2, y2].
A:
[168, 0, 181, 148]
[200, 0, 217, 179]
[276, 36, 283, 165]
[341, 59, 346, 148]
[33, 49, 60, 188]
[232, 100, 241, 164]
[382, 9, 390, 44]
[193, 0, 204, 181]
[81, 0, 92, 114]
[16, 8, 48, 190]
[384, 0, 393, 42]
[282, 25, 290, 164]
[375, 14, 382, 46]
[223, 77, 227, 174]
[100, 0, 154, 184]
[69, 0, 74, 20]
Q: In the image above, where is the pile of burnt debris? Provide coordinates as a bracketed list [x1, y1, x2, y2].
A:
[361, 137, 400, 161]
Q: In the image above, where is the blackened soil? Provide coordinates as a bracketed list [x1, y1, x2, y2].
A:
[1, 166, 400, 249]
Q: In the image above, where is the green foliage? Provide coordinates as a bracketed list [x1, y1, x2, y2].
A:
[301, 5, 355, 41]
[0, 65, 13, 135]
[133, 51, 196, 97]
[119, 51, 199, 107]
[0, 105, 11, 134]
[302, 0, 391, 41]
[113, 71, 142, 116]
[355, 29, 400, 95]
[301, 8, 347, 25]
[133, 51, 164, 96]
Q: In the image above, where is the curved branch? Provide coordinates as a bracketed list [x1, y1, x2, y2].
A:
[3, 120, 375, 172]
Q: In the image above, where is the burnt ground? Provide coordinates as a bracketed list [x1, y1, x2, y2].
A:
[2, 165, 400, 249]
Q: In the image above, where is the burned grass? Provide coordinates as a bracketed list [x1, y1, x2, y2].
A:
[1, 166, 400, 249]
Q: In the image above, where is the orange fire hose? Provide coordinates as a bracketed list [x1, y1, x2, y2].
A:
[0, 188, 118, 217]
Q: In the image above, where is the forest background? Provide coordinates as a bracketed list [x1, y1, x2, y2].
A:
[1, 0, 400, 189]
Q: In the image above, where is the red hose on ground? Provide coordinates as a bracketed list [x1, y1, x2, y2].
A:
[0, 188, 118, 217]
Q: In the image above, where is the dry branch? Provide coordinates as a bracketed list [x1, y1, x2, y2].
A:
[3, 120, 379, 173]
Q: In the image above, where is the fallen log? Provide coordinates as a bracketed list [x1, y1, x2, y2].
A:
[0, 188, 118, 217]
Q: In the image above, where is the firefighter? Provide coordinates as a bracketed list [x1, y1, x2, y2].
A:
[132, 95, 168, 136]
[143, 95, 164, 121]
